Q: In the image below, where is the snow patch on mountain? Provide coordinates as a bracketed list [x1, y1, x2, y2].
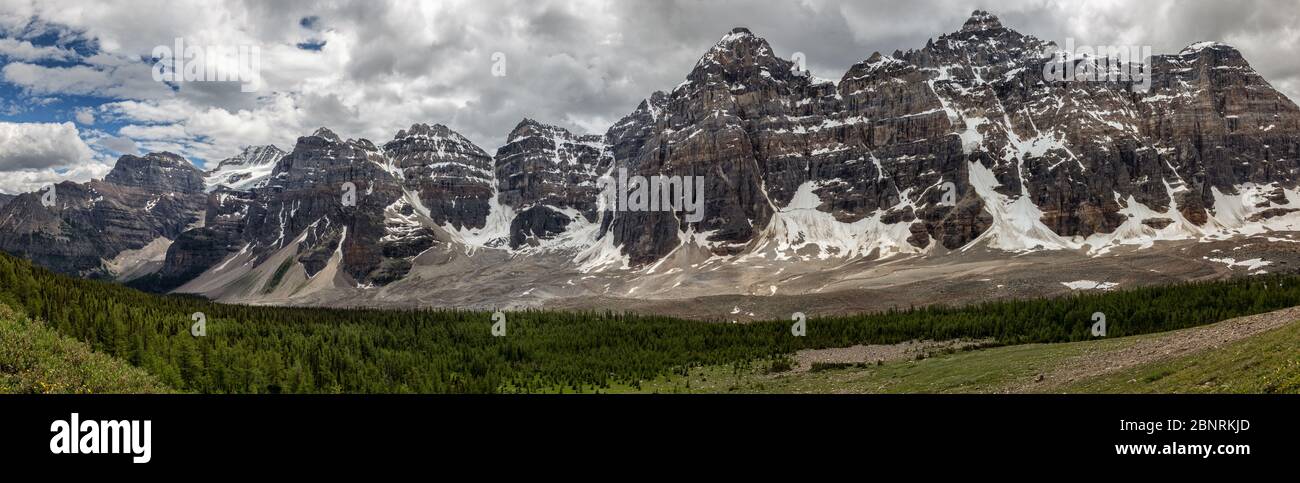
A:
[1061, 280, 1118, 290]
[1081, 182, 1204, 255]
[1204, 256, 1272, 271]
[756, 181, 921, 261]
[964, 160, 1078, 252]
[206, 145, 285, 192]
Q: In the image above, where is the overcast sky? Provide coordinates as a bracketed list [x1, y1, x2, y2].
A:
[1, 0, 1297, 194]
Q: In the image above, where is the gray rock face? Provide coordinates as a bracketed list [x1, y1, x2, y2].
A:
[599, 27, 826, 264]
[383, 123, 494, 231]
[152, 124, 497, 291]
[205, 145, 286, 192]
[103, 152, 207, 193]
[592, 10, 1300, 262]
[494, 119, 608, 247]
[0, 152, 207, 278]
[5, 9, 1300, 302]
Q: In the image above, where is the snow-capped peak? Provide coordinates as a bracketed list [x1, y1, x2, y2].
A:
[717, 27, 756, 45]
[1180, 41, 1232, 55]
[205, 145, 287, 192]
[693, 27, 775, 71]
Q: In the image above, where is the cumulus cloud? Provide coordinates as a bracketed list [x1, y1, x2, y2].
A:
[74, 107, 95, 125]
[2, 61, 172, 99]
[0, 37, 76, 61]
[0, 0, 1297, 172]
[0, 121, 94, 171]
[0, 161, 113, 195]
[0, 121, 108, 194]
[96, 135, 138, 155]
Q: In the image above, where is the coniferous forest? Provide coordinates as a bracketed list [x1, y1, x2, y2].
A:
[1, 252, 1297, 393]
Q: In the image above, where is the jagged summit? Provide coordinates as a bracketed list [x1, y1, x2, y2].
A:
[206, 145, 287, 192]
[214, 145, 284, 169]
[960, 9, 1003, 33]
[506, 118, 587, 144]
[1179, 41, 1235, 55]
[695, 27, 776, 65]
[394, 122, 455, 139]
[104, 151, 198, 187]
[687, 26, 806, 90]
[5, 9, 1300, 311]
[105, 152, 204, 192]
[719, 27, 755, 42]
[310, 127, 340, 142]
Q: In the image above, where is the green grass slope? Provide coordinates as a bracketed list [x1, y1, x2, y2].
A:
[625, 313, 1300, 394]
[1061, 320, 1300, 393]
[0, 304, 171, 394]
[2, 249, 1298, 394]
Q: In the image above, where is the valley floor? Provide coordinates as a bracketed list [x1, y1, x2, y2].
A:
[539, 233, 1300, 321]
[615, 306, 1300, 394]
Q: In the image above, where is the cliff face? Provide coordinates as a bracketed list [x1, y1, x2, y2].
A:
[593, 11, 1300, 262]
[3, 10, 1300, 305]
[493, 119, 608, 249]
[0, 152, 206, 278]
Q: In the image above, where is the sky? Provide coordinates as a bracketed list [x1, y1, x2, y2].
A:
[0, 0, 1297, 194]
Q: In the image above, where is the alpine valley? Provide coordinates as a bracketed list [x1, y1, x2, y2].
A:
[4, 10, 1300, 320]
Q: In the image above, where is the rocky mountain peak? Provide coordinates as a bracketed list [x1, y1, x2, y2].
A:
[904, 9, 1048, 74]
[1175, 41, 1248, 67]
[722, 27, 753, 40]
[214, 145, 285, 170]
[310, 127, 341, 143]
[507, 118, 574, 143]
[1180, 41, 1233, 56]
[104, 152, 205, 193]
[852, 52, 910, 75]
[960, 9, 1003, 33]
[688, 27, 792, 86]
[384, 122, 489, 160]
[393, 122, 455, 140]
[205, 145, 287, 192]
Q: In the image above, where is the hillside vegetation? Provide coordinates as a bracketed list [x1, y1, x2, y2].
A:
[624, 309, 1300, 394]
[0, 303, 171, 394]
[1, 251, 1298, 393]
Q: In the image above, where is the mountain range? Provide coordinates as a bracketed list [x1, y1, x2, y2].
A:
[2, 10, 1299, 317]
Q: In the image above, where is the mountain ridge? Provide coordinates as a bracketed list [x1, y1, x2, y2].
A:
[2, 10, 1299, 312]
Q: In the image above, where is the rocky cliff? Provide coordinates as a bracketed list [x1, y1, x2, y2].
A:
[2, 10, 1299, 307]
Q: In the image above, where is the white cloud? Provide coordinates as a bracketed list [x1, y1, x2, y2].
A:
[0, 121, 108, 194]
[0, 121, 94, 171]
[0, 161, 113, 195]
[1, 0, 1297, 171]
[1, 61, 171, 99]
[74, 107, 95, 125]
[96, 135, 138, 155]
[0, 37, 76, 61]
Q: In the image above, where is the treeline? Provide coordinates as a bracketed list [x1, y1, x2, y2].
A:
[0, 251, 1297, 393]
